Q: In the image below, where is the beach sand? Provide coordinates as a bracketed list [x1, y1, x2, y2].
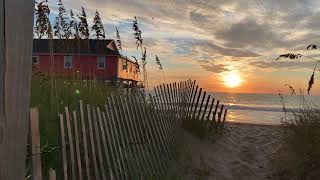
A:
[182, 123, 282, 180]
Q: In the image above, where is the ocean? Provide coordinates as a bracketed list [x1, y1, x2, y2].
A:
[211, 92, 320, 125]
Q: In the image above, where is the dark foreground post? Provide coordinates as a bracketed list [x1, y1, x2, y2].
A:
[0, 0, 34, 179]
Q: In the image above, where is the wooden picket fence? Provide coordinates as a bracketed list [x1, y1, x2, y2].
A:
[28, 80, 228, 180]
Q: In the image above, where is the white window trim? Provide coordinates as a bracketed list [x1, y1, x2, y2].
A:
[32, 56, 39, 65]
[97, 56, 106, 69]
[64, 56, 72, 69]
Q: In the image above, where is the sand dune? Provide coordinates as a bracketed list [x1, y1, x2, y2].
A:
[182, 123, 282, 180]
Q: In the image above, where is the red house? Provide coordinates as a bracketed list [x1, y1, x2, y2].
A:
[32, 39, 139, 82]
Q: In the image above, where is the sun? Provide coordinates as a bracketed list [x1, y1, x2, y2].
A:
[224, 72, 242, 88]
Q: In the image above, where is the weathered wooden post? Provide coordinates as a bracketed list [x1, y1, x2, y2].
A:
[30, 108, 42, 180]
[49, 168, 56, 180]
[0, 0, 34, 179]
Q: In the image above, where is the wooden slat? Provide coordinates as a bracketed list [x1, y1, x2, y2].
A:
[158, 85, 175, 143]
[72, 111, 83, 180]
[97, 108, 114, 179]
[113, 96, 135, 178]
[49, 168, 56, 180]
[86, 105, 100, 180]
[186, 80, 195, 105]
[30, 108, 42, 180]
[205, 98, 215, 125]
[109, 95, 130, 179]
[168, 84, 178, 131]
[221, 109, 228, 134]
[131, 95, 155, 173]
[210, 100, 220, 129]
[149, 94, 172, 165]
[196, 92, 207, 120]
[187, 85, 198, 118]
[65, 107, 76, 180]
[200, 95, 211, 122]
[192, 88, 203, 119]
[162, 84, 179, 148]
[101, 111, 122, 180]
[153, 87, 174, 153]
[186, 81, 196, 116]
[105, 100, 127, 180]
[126, 96, 151, 178]
[59, 114, 68, 180]
[222, 109, 228, 128]
[79, 101, 91, 180]
[143, 95, 167, 175]
[119, 96, 141, 178]
[156, 86, 173, 136]
[134, 95, 162, 176]
[217, 105, 225, 133]
[177, 82, 182, 117]
[182, 81, 189, 116]
[163, 84, 177, 136]
[92, 107, 106, 180]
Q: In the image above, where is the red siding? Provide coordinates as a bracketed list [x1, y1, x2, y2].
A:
[33, 54, 118, 80]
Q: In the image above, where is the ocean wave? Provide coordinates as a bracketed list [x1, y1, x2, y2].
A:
[226, 104, 298, 112]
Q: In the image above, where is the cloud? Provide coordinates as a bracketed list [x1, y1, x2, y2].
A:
[170, 38, 259, 58]
[215, 19, 284, 49]
[201, 41, 260, 57]
[190, 11, 209, 23]
[200, 62, 231, 73]
[249, 60, 316, 70]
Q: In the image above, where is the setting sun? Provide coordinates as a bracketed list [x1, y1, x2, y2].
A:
[224, 72, 242, 88]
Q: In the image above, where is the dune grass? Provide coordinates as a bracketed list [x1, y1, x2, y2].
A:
[182, 117, 209, 139]
[28, 74, 123, 178]
[273, 107, 320, 179]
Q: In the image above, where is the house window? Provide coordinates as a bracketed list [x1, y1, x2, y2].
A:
[32, 56, 39, 65]
[97, 56, 105, 69]
[64, 56, 72, 69]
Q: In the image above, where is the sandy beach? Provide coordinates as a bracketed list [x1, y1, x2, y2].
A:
[182, 123, 282, 180]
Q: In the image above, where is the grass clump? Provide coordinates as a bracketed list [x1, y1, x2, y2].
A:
[274, 107, 320, 179]
[182, 117, 208, 139]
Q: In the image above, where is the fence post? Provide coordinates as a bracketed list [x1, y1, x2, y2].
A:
[65, 107, 76, 180]
[72, 111, 83, 180]
[49, 168, 56, 180]
[79, 100, 91, 180]
[59, 114, 68, 180]
[0, 1, 34, 179]
[30, 108, 42, 180]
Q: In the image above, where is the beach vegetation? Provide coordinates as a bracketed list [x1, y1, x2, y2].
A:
[78, 7, 90, 39]
[34, 0, 52, 39]
[273, 102, 320, 179]
[182, 117, 208, 139]
[91, 10, 105, 40]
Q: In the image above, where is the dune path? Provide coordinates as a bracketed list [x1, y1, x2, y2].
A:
[182, 123, 282, 180]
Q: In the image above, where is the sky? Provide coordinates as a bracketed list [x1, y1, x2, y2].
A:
[45, 0, 320, 95]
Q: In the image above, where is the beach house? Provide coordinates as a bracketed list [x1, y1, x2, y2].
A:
[32, 39, 139, 82]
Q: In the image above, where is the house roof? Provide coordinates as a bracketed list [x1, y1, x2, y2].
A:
[33, 39, 120, 56]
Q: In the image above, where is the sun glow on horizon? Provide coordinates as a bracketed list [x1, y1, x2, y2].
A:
[224, 72, 242, 88]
